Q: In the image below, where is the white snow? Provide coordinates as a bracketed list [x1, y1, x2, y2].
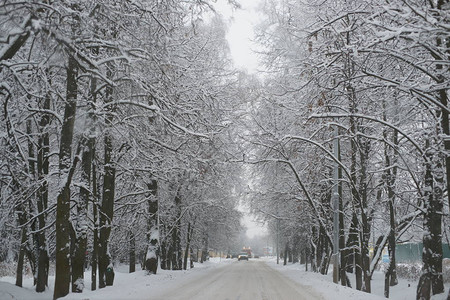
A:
[145, 250, 156, 259]
[31, 19, 41, 31]
[1, 257, 449, 300]
[263, 257, 450, 300]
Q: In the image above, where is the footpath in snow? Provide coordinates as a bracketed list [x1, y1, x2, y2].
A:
[1, 257, 449, 300]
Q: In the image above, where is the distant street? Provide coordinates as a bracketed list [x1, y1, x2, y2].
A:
[151, 260, 324, 300]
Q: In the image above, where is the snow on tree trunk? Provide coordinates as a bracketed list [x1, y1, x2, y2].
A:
[36, 92, 50, 293]
[99, 64, 116, 288]
[71, 138, 92, 293]
[435, 0, 450, 212]
[54, 53, 78, 300]
[0, 15, 32, 61]
[89, 72, 98, 292]
[98, 141, 116, 287]
[417, 138, 444, 299]
[145, 180, 158, 274]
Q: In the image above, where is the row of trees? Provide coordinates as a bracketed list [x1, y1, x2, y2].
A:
[242, 0, 449, 299]
[0, 1, 244, 299]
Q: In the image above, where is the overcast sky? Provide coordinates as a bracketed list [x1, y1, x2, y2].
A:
[214, 0, 264, 74]
[213, 1, 268, 238]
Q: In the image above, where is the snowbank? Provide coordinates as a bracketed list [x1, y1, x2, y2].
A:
[0, 258, 233, 300]
[262, 257, 450, 300]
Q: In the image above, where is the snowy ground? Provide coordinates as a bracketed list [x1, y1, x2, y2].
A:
[0, 258, 233, 300]
[264, 257, 450, 300]
[0, 257, 449, 300]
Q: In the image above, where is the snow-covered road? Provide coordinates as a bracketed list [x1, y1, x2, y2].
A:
[150, 260, 324, 300]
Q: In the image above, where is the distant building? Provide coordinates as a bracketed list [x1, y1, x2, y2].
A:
[263, 246, 273, 256]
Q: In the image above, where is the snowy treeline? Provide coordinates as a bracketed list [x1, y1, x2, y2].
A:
[1, 0, 449, 300]
[241, 0, 449, 299]
[0, 1, 243, 299]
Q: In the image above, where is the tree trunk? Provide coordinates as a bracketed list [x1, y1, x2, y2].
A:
[0, 15, 32, 61]
[382, 97, 399, 298]
[160, 239, 167, 270]
[357, 130, 372, 293]
[36, 93, 50, 292]
[349, 101, 363, 291]
[348, 212, 362, 290]
[384, 229, 397, 298]
[91, 172, 98, 291]
[98, 153, 115, 287]
[384, 190, 398, 298]
[293, 236, 299, 264]
[306, 241, 309, 272]
[183, 223, 192, 270]
[417, 139, 444, 299]
[318, 224, 329, 275]
[26, 119, 40, 288]
[144, 180, 159, 274]
[71, 138, 92, 292]
[201, 231, 209, 263]
[54, 54, 78, 300]
[311, 227, 317, 272]
[15, 204, 27, 288]
[99, 74, 116, 288]
[129, 232, 136, 273]
[89, 73, 98, 291]
[337, 138, 346, 286]
[300, 247, 306, 265]
[436, 0, 450, 212]
[171, 189, 182, 270]
[190, 246, 194, 269]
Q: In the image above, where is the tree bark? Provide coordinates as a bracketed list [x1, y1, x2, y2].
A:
[71, 138, 92, 292]
[349, 97, 363, 291]
[337, 138, 347, 286]
[160, 239, 167, 270]
[129, 232, 136, 273]
[15, 203, 27, 288]
[144, 180, 159, 274]
[91, 167, 98, 291]
[171, 188, 182, 270]
[26, 119, 39, 287]
[436, 0, 450, 212]
[99, 69, 116, 288]
[359, 137, 371, 293]
[383, 97, 399, 298]
[88, 72, 99, 291]
[190, 246, 194, 269]
[417, 139, 444, 299]
[0, 15, 32, 61]
[98, 140, 115, 287]
[54, 54, 78, 300]
[183, 222, 192, 270]
[201, 231, 209, 263]
[35, 93, 50, 293]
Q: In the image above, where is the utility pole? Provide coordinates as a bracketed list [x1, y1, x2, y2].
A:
[332, 126, 340, 284]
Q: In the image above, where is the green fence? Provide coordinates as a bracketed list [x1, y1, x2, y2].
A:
[395, 243, 450, 263]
